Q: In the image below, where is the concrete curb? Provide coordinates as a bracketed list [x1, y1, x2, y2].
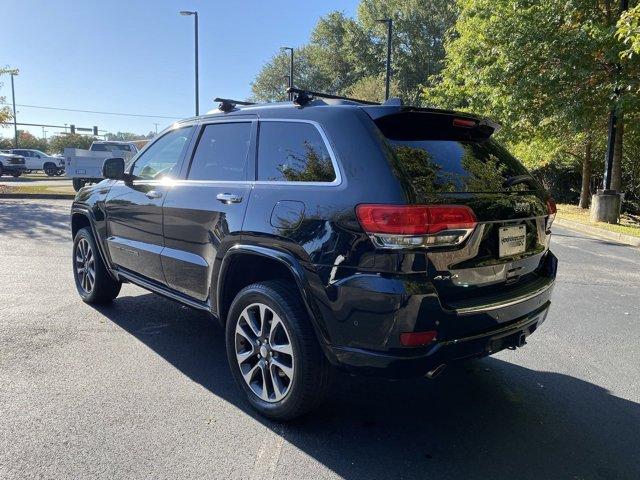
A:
[0, 193, 75, 200]
[554, 218, 640, 247]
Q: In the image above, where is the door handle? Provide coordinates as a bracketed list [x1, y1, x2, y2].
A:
[216, 193, 243, 204]
[145, 190, 162, 199]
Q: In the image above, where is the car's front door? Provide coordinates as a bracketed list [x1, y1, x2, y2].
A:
[105, 125, 195, 284]
[161, 119, 256, 304]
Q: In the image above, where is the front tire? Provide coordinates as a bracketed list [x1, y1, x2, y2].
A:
[226, 280, 331, 421]
[44, 163, 57, 176]
[11, 171, 21, 178]
[72, 178, 85, 191]
[73, 227, 121, 304]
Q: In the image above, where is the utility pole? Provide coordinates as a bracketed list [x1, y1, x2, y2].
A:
[10, 72, 18, 147]
[281, 47, 294, 100]
[154, 123, 159, 134]
[377, 19, 393, 100]
[592, 0, 629, 223]
[180, 11, 199, 116]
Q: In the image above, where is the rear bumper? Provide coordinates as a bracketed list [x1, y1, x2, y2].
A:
[315, 251, 557, 377]
[329, 303, 550, 378]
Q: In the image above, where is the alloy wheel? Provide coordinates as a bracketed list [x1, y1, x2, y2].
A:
[234, 303, 295, 403]
[75, 237, 96, 294]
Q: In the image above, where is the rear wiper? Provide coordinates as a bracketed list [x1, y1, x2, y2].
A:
[504, 174, 534, 188]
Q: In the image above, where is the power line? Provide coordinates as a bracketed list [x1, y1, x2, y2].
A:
[0, 102, 182, 119]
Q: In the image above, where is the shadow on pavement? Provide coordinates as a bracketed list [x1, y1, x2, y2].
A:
[96, 293, 640, 480]
[0, 199, 70, 241]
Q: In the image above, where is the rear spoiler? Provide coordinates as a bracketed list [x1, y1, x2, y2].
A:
[361, 104, 501, 140]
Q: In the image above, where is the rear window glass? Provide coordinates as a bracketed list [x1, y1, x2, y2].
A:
[92, 144, 132, 152]
[258, 122, 336, 183]
[386, 138, 539, 194]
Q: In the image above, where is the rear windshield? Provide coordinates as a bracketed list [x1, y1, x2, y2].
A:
[387, 139, 539, 194]
[92, 143, 132, 152]
[376, 113, 540, 194]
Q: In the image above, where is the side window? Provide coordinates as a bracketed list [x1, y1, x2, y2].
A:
[257, 122, 336, 182]
[188, 122, 252, 181]
[131, 127, 193, 180]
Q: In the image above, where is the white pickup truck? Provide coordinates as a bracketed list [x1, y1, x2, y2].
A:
[9, 149, 66, 176]
[65, 141, 139, 191]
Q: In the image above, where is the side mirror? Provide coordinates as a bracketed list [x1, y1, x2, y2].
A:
[102, 157, 126, 180]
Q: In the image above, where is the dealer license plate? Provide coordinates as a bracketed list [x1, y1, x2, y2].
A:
[498, 225, 526, 258]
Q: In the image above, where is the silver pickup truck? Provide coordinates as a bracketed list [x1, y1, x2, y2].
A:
[65, 141, 139, 191]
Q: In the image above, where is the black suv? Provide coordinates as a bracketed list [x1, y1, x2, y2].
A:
[71, 91, 557, 420]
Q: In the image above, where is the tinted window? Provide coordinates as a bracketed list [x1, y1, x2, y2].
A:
[131, 127, 193, 180]
[188, 122, 252, 181]
[387, 139, 538, 194]
[93, 143, 132, 153]
[258, 122, 336, 182]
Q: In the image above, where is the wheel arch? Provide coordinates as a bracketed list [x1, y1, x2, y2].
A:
[216, 245, 331, 348]
[71, 206, 117, 280]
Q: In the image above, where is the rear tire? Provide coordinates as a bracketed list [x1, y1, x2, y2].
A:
[73, 227, 121, 304]
[11, 171, 21, 178]
[225, 280, 332, 421]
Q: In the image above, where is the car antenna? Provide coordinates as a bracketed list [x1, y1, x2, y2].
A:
[214, 97, 256, 113]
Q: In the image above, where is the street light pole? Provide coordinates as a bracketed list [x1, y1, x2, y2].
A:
[377, 19, 392, 100]
[180, 10, 199, 116]
[10, 72, 18, 147]
[281, 47, 294, 100]
[593, 0, 629, 223]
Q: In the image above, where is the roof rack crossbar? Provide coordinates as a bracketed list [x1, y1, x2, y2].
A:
[213, 97, 255, 106]
[286, 87, 380, 106]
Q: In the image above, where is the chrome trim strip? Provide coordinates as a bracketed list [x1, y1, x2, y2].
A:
[453, 279, 554, 315]
[116, 269, 210, 312]
[442, 305, 549, 344]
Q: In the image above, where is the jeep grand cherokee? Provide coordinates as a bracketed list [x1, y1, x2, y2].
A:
[70, 91, 557, 420]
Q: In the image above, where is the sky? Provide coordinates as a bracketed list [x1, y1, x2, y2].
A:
[1, 0, 359, 139]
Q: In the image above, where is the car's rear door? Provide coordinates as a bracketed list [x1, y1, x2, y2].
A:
[161, 118, 256, 304]
[104, 125, 195, 284]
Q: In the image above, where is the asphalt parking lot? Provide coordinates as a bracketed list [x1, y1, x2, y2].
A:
[1, 198, 639, 480]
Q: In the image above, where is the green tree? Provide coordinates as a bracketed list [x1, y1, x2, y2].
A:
[104, 131, 147, 141]
[618, 4, 640, 57]
[16, 130, 48, 151]
[425, 0, 639, 208]
[251, 1, 456, 104]
[0, 68, 17, 126]
[48, 134, 95, 154]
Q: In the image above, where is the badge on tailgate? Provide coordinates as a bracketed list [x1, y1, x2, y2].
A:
[499, 225, 526, 258]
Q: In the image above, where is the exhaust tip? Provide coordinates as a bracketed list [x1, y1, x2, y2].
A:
[426, 364, 446, 379]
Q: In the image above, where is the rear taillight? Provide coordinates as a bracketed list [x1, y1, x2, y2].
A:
[356, 204, 477, 249]
[546, 198, 556, 230]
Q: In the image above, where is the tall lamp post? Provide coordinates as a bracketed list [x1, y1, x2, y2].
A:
[180, 10, 199, 116]
[377, 18, 392, 101]
[281, 47, 294, 100]
[593, 0, 629, 223]
[10, 72, 18, 147]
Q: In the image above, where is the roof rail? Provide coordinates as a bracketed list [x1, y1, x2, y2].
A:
[286, 87, 381, 106]
[213, 97, 256, 113]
